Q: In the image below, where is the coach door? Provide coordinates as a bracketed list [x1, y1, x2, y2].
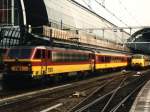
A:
[90, 53, 95, 71]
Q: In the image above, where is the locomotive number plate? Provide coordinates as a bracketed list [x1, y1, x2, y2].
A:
[11, 66, 29, 71]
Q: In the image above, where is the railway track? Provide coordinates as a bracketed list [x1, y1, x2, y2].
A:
[0, 71, 131, 112]
[0, 70, 148, 112]
[0, 71, 126, 99]
[69, 70, 149, 112]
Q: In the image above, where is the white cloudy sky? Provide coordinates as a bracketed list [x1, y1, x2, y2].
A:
[75, 0, 150, 27]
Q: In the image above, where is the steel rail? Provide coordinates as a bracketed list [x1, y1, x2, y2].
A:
[0, 72, 124, 110]
[73, 73, 143, 112]
[110, 81, 146, 112]
[68, 77, 117, 112]
[101, 75, 127, 112]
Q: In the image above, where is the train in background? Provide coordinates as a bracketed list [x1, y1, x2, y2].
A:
[3, 46, 131, 79]
[131, 54, 150, 69]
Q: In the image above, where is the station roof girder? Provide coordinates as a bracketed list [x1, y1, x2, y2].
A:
[127, 28, 150, 54]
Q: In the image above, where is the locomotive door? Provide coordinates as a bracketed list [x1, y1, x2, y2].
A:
[41, 49, 47, 75]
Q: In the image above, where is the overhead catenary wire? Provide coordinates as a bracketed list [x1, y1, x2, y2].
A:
[95, 0, 129, 27]
[82, 0, 92, 9]
[76, 0, 135, 42]
[117, 0, 141, 33]
[102, 0, 106, 6]
[117, 0, 142, 26]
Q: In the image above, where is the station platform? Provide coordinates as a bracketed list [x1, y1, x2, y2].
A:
[130, 80, 150, 112]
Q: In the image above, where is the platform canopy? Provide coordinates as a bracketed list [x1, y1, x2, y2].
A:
[127, 28, 150, 54]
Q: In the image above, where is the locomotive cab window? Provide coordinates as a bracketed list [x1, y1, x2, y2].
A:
[34, 49, 46, 59]
[41, 50, 46, 58]
[34, 49, 41, 59]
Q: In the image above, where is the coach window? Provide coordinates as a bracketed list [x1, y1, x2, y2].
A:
[81, 54, 85, 61]
[72, 53, 76, 62]
[80, 54, 84, 61]
[120, 57, 123, 62]
[116, 57, 120, 62]
[63, 52, 67, 62]
[57, 52, 62, 62]
[77, 53, 80, 62]
[74, 53, 77, 61]
[67, 53, 71, 62]
[78, 53, 81, 61]
[85, 54, 88, 61]
[102, 56, 105, 62]
[111, 57, 114, 62]
[99, 56, 105, 63]
[66, 53, 70, 62]
[82, 54, 84, 61]
[80, 54, 83, 61]
[105, 56, 111, 63]
[75, 53, 78, 62]
[52, 52, 57, 62]
[85, 54, 89, 61]
[86, 54, 89, 61]
[122, 57, 126, 62]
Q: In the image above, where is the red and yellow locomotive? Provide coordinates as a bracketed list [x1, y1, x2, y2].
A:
[3, 46, 130, 79]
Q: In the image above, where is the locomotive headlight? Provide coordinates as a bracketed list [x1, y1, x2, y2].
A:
[28, 64, 31, 67]
[28, 64, 32, 72]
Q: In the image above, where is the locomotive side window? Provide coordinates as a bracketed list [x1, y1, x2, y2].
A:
[8, 49, 20, 58]
[41, 50, 46, 59]
[52, 52, 60, 62]
[47, 50, 51, 59]
[7, 48, 32, 59]
[52, 51, 90, 62]
[21, 49, 32, 59]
